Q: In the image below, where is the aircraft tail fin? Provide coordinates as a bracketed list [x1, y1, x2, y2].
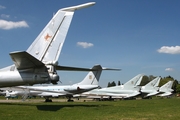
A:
[144, 77, 161, 87]
[75, 65, 103, 85]
[124, 74, 144, 87]
[27, 2, 95, 65]
[159, 81, 174, 92]
[154, 77, 161, 87]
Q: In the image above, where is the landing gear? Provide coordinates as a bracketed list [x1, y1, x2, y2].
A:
[45, 98, 52, 102]
[67, 96, 74, 102]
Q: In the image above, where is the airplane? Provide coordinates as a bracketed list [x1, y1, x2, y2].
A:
[157, 81, 174, 97]
[2, 65, 119, 102]
[81, 74, 144, 100]
[4, 90, 19, 99]
[0, 2, 101, 87]
[140, 77, 161, 98]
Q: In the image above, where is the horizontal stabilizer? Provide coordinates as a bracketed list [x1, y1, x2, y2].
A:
[60, 2, 95, 11]
[55, 65, 120, 71]
[9, 51, 44, 70]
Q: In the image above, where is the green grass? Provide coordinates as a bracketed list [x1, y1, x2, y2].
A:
[0, 97, 180, 120]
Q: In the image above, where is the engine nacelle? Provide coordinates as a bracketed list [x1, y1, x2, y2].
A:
[64, 86, 80, 92]
[46, 65, 59, 84]
[49, 73, 59, 84]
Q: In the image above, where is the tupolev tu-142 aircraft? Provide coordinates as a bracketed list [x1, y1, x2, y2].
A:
[0, 2, 118, 87]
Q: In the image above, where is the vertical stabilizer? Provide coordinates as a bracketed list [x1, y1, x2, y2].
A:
[154, 77, 161, 87]
[144, 77, 161, 88]
[141, 77, 161, 95]
[75, 65, 102, 85]
[159, 81, 174, 92]
[27, 2, 95, 64]
[124, 74, 144, 87]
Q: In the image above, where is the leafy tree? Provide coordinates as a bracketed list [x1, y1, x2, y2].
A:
[149, 75, 156, 81]
[159, 76, 174, 87]
[176, 84, 180, 94]
[111, 81, 116, 86]
[172, 80, 178, 93]
[107, 81, 116, 87]
[107, 82, 111, 87]
[140, 75, 150, 86]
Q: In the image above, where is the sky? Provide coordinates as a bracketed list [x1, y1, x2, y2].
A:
[0, 0, 180, 87]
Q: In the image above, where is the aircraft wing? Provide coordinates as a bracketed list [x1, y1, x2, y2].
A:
[13, 86, 68, 97]
[125, 92, 140, 98]
[146, 92, 159, 97]
[157, 92, 172, 97]
[83, 92, 127, 97]
[37, 92, 65, 97]
[9, 51, 44, 70]
[14, 86, 61, 93]
[55, 65, 121, 71]
[83, 90, 140, 98]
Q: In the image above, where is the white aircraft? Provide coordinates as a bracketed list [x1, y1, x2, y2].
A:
[157, 81, 174, 97]
[140, 77, 161, 98]
[0, 2, 99, 87]
[2, 65, 119, 102]
[82, 74, 144, 100]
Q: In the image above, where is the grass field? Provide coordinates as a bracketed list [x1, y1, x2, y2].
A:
[0, 97, 180, 120]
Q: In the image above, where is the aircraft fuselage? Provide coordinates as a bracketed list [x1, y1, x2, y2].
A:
[0, 70, 49, 87]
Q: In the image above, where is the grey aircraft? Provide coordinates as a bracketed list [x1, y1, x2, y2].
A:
[157, 81, 174, 97]
[82, 74, 144, 99]
[140, 77, 161, 98]
[0, 2, 97, 87]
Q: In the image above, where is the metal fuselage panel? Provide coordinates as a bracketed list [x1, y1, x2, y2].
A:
[0, 71, 49, 87]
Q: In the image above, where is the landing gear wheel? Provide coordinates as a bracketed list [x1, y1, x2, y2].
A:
[45, 99, 52, 102]
[67, 99, 74, 102]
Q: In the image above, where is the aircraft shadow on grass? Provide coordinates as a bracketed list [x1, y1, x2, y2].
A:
[0, 102, 109, 112]
[36, 104, 109, 111]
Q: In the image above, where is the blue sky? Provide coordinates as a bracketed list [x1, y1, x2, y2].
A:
[0, 0, 180, 87]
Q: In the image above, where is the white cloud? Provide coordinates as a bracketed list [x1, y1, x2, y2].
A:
[0, 19, 29, 30]
[77, 42, 94, 48]
[1, 14, 10, 19]
[0, 5, 6, 9]
[165, 68, 174, 71]
[157, 46, 180, 54]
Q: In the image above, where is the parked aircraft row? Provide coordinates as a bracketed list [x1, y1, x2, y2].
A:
[0, 74, 174, 102]
[79, 74, 174, 100]
[0, 64, 119, 102]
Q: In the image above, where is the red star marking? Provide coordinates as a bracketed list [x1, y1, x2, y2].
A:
[44, 33, 52, 41]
